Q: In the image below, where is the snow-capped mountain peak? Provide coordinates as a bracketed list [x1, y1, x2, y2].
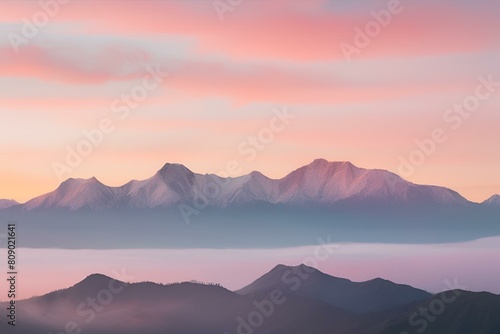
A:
[14, 160, 471, 211]
[24, 177, 117, 210]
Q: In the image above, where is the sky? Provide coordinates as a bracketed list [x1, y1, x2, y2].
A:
[1, 0, 500, 203]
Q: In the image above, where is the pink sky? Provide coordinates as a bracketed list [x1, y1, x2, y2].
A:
[0, 0, 499, 202]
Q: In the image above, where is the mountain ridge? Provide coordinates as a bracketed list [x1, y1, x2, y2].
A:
[0, 199, 18, 209]
[2, 266, 499, 334]
[236, 264, 432, 314]
[2, 159, 478, 211]
[484, 194, 500, 205]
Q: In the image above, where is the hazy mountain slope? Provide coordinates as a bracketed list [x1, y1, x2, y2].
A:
[0, 275, 407, 334]
[373, 290, 500, 334]
[484, 194, 500, 205]
[0, 273, 354, 334]
[0, 199, 18, 209]
[237, 264, 431, 314]
[0, 271, 498, 334]
[0, 274, 239, 334]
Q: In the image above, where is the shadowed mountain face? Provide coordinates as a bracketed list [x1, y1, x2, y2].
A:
[1, 267, 499, 334]
[484, 194, 500, 205]
[373, 291, 500, 334]
[237, 264, 431, 314]
[0, 271, 354, 334]
[0, 199, 18, 209]
[8, 159, 471, 211]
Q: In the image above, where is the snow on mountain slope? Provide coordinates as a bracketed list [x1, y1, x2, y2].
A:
[342, 168, 466, 205]
[211, 171, 280, 206]
[17, 159, 471, 211]
[277, 160, 365, 204]
[119, 163, 195, 208]
[277, 159, 467, 205]
[23, 177, 118, 210]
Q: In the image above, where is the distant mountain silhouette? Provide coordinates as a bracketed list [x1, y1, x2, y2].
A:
[0, 271, 353, 334]
[1, 267, 499, 334]
[237, 264, 431, 313]
[373, 290, 500, 334]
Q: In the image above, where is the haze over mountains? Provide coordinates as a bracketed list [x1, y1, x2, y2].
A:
[4, 159, 492, 211]
[236, 264, 431, 314]
[1, 159, 499, 248]
[1, 264, 499, 334]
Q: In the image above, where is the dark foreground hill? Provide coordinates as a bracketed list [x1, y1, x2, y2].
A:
[237, 264, 431, 314]
[1, 265, 499, 334]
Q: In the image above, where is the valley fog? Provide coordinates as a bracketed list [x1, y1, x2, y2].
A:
[10, 236, 500, 300]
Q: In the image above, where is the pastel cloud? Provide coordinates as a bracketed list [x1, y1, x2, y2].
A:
[0, 44, 153, 84]
[1, 0, 499, 63]
[0, 0, 499, 203]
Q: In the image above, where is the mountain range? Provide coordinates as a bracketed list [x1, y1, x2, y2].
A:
[236, 264, 431, 314]
[2, 159, 499, 248]
[4, 159, 497, 212]
[1, 264, 499, 334]
[0, 199, 18, 209]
